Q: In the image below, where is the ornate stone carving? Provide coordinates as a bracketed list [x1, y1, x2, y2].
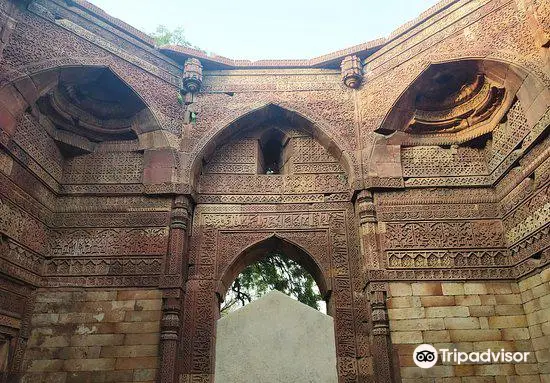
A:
[366, 282, 395, 383]
[356, 190, 382, 270]
[182, 58, 203, 94]
[341, 55, 363, 89]
[181, 58, 203, 105]
[0, 10, 16, 61]
[0, 0, 549, 382]
[158, 195, 192, 382]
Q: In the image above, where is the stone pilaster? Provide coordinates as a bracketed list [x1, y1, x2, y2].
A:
[356, 190, 382, 271]
[158, 195, 192, 383]
[10, 289, 35, 380]
[367, 282, 396, 383]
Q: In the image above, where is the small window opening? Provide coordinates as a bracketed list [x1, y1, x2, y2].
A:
[259, 129, 287, 174]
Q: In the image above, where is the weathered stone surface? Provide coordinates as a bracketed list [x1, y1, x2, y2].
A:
[214, 291, 337, 382]
[21, 289, 161, 382]
[0, 0, 548, 381]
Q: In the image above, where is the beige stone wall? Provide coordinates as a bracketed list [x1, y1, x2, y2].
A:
[388, 281, 539, 382]
[21, 288, 162, 383]
[519, 268, 550, 382]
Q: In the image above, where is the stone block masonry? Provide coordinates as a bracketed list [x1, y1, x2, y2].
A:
[519, 268, 550, 383]
[388, 281, 546, 383]
[20, 288, 162, 383]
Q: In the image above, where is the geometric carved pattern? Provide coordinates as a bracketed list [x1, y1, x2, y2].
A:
[402, 145, 487, 177]
[383, 221, 504, 249]
[199, 174, 348, 195]
[48, 228, 169, 257]
[63, 152, 143, 184]
[292, 137, 338, 163]
[199, 132, 347, 195]
[13, 113, 63, 182]
[387, 249, 511, 268]
[1, 1, 550, 382]
[183, 203, 364, 381]
[44, 257, 162, 276]
[489, 99, 530, 171]
[0, 198, 48, 255]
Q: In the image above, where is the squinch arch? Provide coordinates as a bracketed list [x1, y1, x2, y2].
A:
[377, 58, 550, 146]
[0, 64, 172, 149]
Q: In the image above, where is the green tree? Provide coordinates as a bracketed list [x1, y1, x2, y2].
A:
[221, 251, 323, 314]
[150, 25, 200, 49]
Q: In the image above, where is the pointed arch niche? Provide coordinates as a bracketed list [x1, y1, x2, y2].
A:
[195, 104, 352, 198]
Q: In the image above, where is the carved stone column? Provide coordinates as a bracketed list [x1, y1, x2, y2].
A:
[158, 195, 192, 383]
[355, 190, 382, 271]
[357, 191, 396, 382]
[9, 289, 35, 381]
[367, 282, 395, 383]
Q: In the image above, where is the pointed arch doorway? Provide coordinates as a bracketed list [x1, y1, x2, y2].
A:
[213, 236, 338, 382]
[180, 103, 369, 382]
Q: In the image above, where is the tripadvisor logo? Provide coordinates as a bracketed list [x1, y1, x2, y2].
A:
[413, 344, 438, 368]
[413, 344, 530, 368]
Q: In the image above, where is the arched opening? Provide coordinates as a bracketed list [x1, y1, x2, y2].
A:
[214, 236, 338, 382]
[218, 236, 331, 315]
[258, 128, 289, 174]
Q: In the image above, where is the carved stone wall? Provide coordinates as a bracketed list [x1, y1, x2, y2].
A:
[182, 202, 367, 382]
[0, 0, 548, 382]
[198, 128, 348, 199]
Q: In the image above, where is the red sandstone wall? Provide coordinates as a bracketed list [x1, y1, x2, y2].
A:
[388, 281, 540, 382]
[21, 289, 162, 383]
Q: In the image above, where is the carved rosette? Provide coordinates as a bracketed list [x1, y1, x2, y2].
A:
[341, 55, 363, 89]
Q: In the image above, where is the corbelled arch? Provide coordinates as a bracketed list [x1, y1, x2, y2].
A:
[216, 234, 331, 304]
[187, 102, 360, 190]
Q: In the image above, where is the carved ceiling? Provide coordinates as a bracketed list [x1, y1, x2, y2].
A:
[379, 60, 513, 146]
[36, 67, 143, 143]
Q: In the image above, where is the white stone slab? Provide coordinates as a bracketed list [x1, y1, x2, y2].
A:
[214, 290, 338, 383]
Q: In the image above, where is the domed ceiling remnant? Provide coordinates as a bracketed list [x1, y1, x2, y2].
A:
[379, 61, 511, 146]
[37, 67, 144, 142]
